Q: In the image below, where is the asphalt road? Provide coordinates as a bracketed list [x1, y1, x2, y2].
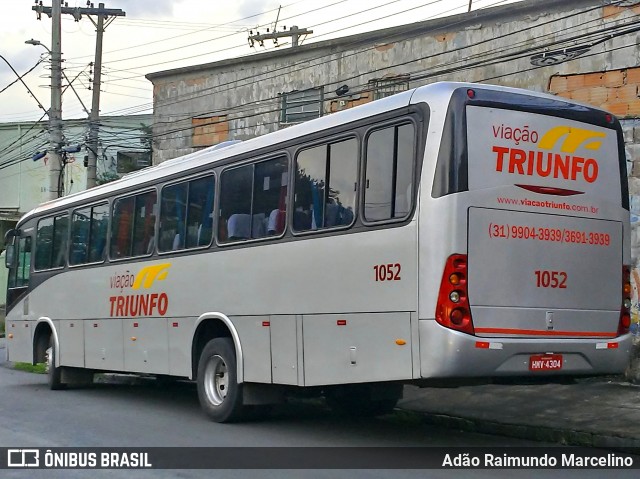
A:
[0, 342, 636, 479]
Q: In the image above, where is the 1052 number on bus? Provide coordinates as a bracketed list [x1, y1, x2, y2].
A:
[374, 263, 401, 282]
[534, 270, 567, 289]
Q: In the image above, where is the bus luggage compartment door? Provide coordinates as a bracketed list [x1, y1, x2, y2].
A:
[467, 207, 622, 339]
[302, 312, 412, 386]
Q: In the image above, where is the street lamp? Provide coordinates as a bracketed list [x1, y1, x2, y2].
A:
[25, 38, 89, 115]
[25, 38, 49, 52]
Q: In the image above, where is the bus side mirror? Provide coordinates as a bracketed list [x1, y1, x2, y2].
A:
[4, 228, 18, 243]
[5, 244, 15, 268]
[4, 229, 18, 268]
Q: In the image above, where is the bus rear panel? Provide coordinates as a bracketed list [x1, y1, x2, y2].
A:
[417, 85, 631, 379]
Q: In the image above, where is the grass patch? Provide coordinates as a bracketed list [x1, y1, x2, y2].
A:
[14, 362, 46, 374]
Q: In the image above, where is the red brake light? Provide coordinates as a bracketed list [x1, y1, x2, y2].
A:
[619, 265, 631, 336]
[435, 254, 475, 335]
[467, 89, 475, 99]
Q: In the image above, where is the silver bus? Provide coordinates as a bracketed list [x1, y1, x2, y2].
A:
[4, 82, 632, 422]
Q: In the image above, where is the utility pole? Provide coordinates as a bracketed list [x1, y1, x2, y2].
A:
[87, 5, 106, 189]
[33, 1, 125, 190]
[85, 3, 125, 188]
[248, 25, 313, 49]
[48, 0, 63, 201]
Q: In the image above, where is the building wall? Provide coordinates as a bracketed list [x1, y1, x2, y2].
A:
[549, 66, 640, 330]
[148, 0, 640, 162]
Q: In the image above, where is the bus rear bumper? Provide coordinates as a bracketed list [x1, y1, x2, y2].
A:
[418, 319, 633, 378]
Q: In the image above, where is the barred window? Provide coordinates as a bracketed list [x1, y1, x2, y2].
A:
[281, 88, 323, 124]
[369, 76, 410, 101]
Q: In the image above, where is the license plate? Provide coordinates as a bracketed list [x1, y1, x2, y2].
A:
[529, 354, 563, 371]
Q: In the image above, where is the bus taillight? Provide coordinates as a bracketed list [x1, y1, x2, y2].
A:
[619, 265, 632, 335]
[436, 254, 475, 335]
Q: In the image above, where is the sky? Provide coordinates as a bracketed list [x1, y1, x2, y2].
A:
[0, 0, 522, 123]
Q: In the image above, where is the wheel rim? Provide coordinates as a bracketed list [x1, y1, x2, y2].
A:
[203, 354, 229, 406]
[45, 346, 53, 374]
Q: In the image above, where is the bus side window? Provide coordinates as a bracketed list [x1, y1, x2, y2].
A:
[89, 203, 109, 262]
[70, 207, 91, 265]
[364, 123, 415, 222]
[293, 138, 357, 232]
[110, 197, 134, 258]
[52, 215, 69, 268]
[159, 182, 187, 252]
[35, 217, 54, 270]
[219, 157, 287, 243]
[132, 191, 157, 256]
[219, 165, 252, 242]
[110, 191, 156, 259]
[187, 175, 215, 247]
[253, 157, 288, 238]
[35, 214, 68, 270]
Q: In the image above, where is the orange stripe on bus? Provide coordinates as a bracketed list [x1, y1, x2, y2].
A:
[474, 327, 617, 338]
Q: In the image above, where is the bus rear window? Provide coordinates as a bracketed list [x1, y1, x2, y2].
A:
[466, 106, 622, 205]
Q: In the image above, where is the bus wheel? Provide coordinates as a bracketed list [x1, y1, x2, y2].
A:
[197, 338, 244, 422]
[46, 338, 66, 390]
[326, 383, 402, 417]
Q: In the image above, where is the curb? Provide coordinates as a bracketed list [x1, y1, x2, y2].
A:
[394, 408, 640, 451]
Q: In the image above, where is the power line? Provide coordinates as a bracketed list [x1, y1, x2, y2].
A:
[65, 0, 310, 61]
[2, 33, 635, 174]
[108, 0, 620, 120]
[145, 21, 639, 146]
[93, 0, 436, 82]
[66, 0, 348, 65]
[0, 1, 632, 172]
[101, 0, 503, 115]
[0, 58, 45, 95]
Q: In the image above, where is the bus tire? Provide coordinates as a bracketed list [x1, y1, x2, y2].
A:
[197, 338, 244, 423]
[46, 337, 66, 390]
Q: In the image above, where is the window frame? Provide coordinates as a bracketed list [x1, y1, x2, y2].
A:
[68, 201, 109, 268]
[216, 153, 290, 247]
[157, 171, 217, 255]
[280, 87, 324, 125]
[369, 76, 410, 101]
[290, 133, 360, 237]
[361, 117, 419, 227]
[108, 187, 158, 262]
